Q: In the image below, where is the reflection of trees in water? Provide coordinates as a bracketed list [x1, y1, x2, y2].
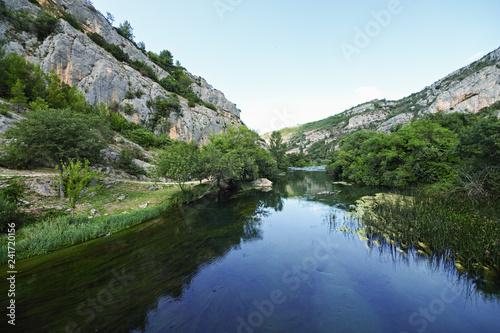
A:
[328, 215, 500, 303]
[6, 189, 281, 333]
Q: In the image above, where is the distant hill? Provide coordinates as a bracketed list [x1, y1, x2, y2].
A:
[263, 46, 500, 156]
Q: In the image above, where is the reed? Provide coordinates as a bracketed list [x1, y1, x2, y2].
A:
[362, 191, 500, 277]
[0, 203, 171, 263]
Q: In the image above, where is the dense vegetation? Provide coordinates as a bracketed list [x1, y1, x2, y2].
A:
[325, 106, 500, 276]
[327, 108, 500, 193]
[0, 49, 280, 241]
[157, 126, 277, 199]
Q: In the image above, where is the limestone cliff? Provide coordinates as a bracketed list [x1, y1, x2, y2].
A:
[0, 0, 242, 144]
[268, 46, 500, 154]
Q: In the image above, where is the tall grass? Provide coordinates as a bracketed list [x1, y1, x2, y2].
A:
[0, 203, 171, 264]
[362, 191, 500, 277]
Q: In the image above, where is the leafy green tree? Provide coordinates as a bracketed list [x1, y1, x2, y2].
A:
[269, 131, 288, 170]
[57, 159, 102, 208]
[4, 108, 108, 196]
[456, 115, 500, 194]
[201, 126, 276, 187]
[47, 70, 69, 109]
[10, 79, 28, 111]
[157, 141, 200, 192]
[117, 20, 134, 41]
[288, 152, 312, 167]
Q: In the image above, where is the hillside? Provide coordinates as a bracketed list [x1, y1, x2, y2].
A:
[0, 0, 242, 144]
[264, 46, 500, 156]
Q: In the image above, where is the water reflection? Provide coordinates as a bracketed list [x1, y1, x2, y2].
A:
[0, 191, 280, 332]
[0, 171, 499, 333]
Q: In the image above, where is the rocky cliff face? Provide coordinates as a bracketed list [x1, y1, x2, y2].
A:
[271, 47, 500, 154]
[0, 0, 242, 144]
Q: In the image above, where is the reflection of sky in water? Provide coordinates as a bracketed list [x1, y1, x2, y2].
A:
[143, 194, 500, 333]
[3, 171, 499, 333]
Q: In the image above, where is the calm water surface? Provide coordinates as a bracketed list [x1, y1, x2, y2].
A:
[1, 170, 499, 332]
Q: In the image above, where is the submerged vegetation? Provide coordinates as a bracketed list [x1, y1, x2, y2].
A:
[359, 191, 500, 278]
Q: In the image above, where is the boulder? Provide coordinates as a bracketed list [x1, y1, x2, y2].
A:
[251, 178, 273, 188]
[26, 178, 58, 197]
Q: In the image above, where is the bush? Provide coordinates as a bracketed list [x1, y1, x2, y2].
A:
[61, 11, 84, 32]
[0, 179, 25, 203]
[118, 148, 145, 176]
[0, 196, 24, 234]
[87, 32, 130, 63]
[34, 11, 59, 41]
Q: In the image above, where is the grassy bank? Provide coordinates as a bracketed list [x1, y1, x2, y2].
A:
[360, 191, 500, 278]
[0, 201, 173, 264]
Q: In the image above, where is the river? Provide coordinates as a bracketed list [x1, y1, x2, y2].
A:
[1, 170, 499, 332]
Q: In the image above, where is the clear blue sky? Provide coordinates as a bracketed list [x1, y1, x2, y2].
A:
[91, 0, 500, 134]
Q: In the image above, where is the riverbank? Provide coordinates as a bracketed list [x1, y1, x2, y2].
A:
[0, 174, 185, 264]
[357, 190, 500, 279]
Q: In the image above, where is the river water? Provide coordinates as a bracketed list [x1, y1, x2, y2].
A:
[1, 170, 499, 332]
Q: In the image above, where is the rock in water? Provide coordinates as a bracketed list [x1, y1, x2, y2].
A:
[251, 178, 273, 187]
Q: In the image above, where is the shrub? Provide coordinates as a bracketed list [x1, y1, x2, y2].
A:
[118, 147, 145, 176]
[61, 11, 84, 32]
[0, 196, 24, 234]
[34, 11, 59, 41]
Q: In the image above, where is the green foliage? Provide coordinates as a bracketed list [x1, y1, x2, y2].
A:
[3, 108, 108, 169]
[202, 126, 277, 187]
[362, 190, 500, 275]
[147, 49, 174, 72]
[0, 52, 47, 103]
[157, 141, 199, 192]
[116, 20, 134, 41]
[287, 152, 312, 167]
[33, 11, 59, 41]
[0, 179, 25, 204]
[0, 201, 173, 262]
[146, 95, 181, 131]
[307, 139, 331, 161]
[118, 147, 146, 176]
[159, 73, 212, 109]
[125, 87, 145, 99]
[10, 78, 28, 110]
[0, 196, 24, 234]
[327, 120, 458, 187]
[87, 32, 130, 62]
[58, 159, 102, 208]
[61, 11, 84, 32]
[122, 127, 172, 149]
[269, 131, 288, 170]
[129, 60, 158, 81]
[122, 102, 135, 115]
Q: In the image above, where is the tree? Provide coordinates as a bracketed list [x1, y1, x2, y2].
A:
[117, 20, 134, 41]
[47, 70, 69, 109]
[201, 126, 276, 187]
[105, 11, 115, 25]
[57, 159, 102, 208]
[4, 108, 108, 197]
[269, 131, 288, 170]
[137, 41, 146, 51]
[157, 141, 200, 192]
[10, 79, 28, 111]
